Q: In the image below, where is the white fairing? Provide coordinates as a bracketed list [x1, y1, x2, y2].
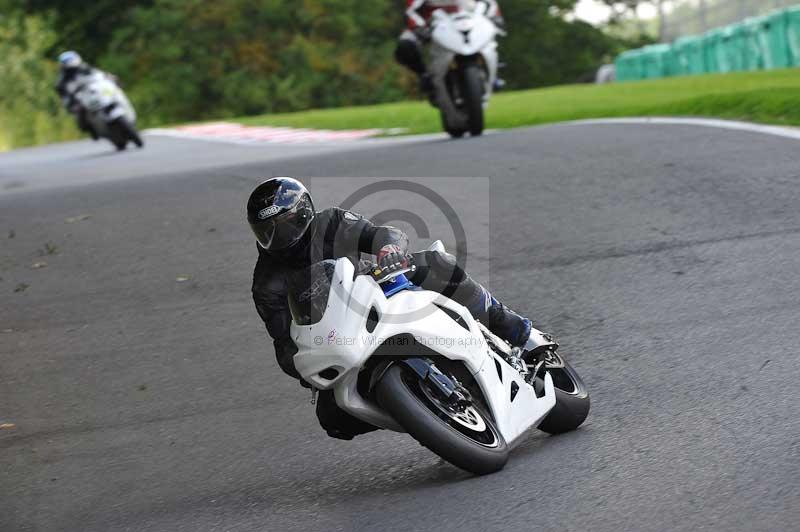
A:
[74, 72, 137, 136]
[291, 245, 556, 447]
[431, 9, 496, 57]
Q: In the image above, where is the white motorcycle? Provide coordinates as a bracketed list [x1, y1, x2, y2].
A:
[73, 72, 143, 151]
[428, 1, 501, 138]
[289, 241, 590, 475]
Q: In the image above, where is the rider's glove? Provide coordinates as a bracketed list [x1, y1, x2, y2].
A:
[377, 244, 409, 274]
[413, 25, 432, 43]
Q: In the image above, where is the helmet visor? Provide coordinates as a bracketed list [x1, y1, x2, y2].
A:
[250, 195, 313, 251]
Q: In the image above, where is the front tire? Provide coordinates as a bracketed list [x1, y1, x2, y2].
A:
[440, 111, 465, 139]
[460, 64, 485, 136]
[535, 355, 590, 435]
[376, 364, 509, 475]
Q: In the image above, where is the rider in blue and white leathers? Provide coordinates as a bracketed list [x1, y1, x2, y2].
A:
[55, 51, 117, 139]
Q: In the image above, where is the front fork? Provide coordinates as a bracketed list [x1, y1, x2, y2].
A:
[368, 357, 469, 405]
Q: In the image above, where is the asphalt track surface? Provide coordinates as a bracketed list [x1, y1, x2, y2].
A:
[2, 123, 799, 532]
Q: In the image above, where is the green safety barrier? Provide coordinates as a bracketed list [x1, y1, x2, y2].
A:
[787, 7, 800, 65]
[741, 17, 764, 70]
[721, 22, 747, 72]
[760, 11, 791, 68]
[641, 43, 675, 79]
[615, 4, 800, 81]
[615, 48, 644, 81]
[673, 35, 705, 75]
[702, 29, 723, 73]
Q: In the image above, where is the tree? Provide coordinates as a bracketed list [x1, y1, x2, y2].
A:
[500, 0, 624, 88]
[17, 0, 154, 60]
[2, 0, 638, 128]
[600, 0, 648, 22]
[0, 9, 76, 148]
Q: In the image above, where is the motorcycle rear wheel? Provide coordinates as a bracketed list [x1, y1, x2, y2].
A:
[376, 363, 509, 475]
[117, 118, 144, 148]
[108, 118, 143, 151]
[534, 354, 590, 435]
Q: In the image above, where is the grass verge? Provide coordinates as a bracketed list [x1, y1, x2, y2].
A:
[4, 69, 799, 151]
[236, 69, 800, 135]
[0, 105, 78, 152]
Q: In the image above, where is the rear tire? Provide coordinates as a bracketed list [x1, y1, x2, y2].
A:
[376, 364, 509, 475]
[112, 137, 127, 151]
[536, 358, 590, 435]
[117, 118, 144, 148]
[109, 118, 143, 150]
[460, 64, 485, 136]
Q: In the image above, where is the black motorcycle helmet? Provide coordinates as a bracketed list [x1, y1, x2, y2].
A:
[247, 177, 315, 251]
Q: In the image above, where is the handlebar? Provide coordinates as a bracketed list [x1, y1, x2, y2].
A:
[365, 255, 416, 284]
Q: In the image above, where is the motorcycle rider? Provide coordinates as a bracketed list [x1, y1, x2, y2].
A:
[395, 0, 505, 96]
[55, 51, 117, 140]
[248, 177, 550, 440]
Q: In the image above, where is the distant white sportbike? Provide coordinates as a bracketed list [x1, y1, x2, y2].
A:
[289, 241, 590, 475]
[73, 72, 143, 151]
[428, 0, 501, 138]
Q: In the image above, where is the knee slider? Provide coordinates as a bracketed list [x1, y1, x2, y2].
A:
[424, 250, 464, 281]
[427, 249, 458, 269]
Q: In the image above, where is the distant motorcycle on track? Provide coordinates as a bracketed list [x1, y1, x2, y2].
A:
[73, 72, 143, 151]
[428, 1, 502, 138]
[288, 241, 590, 475]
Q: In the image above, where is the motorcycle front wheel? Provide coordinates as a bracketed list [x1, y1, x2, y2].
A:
[460, 64, 485, 136]
[440, 111, 465, 139]
[376, 363, 509, 475]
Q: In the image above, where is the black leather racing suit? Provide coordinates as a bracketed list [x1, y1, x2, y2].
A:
[252, 207, 531, 439]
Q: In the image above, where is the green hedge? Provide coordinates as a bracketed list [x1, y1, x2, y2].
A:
[616, 6, 800, 81]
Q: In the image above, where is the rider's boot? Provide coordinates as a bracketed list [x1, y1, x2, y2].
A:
[395, 39, 435, 103]
[419, 73, 437, 105]
[431, 266, 532, 348]
[419, 73, 435, 97]
[411, 249, 552, 350]
[463, 282, 558, 356]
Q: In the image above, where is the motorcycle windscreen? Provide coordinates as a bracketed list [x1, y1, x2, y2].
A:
[288, 260, 336, 326]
